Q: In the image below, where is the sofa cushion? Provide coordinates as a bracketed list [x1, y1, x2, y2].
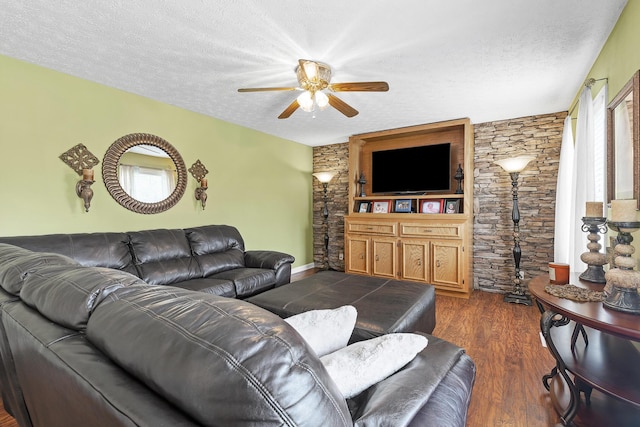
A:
[210, 267, 276, 297]
[87, 286, 352, 427]
[129, 229, 202, 286]
[321, 333, 428, 399]
[285, 305, 358, 357]
[20, 265, 146, 330]
[170, 277, 236, 297]
[0, 232, 135, 274]
[0, 244, 79, 295]
[185, 225, 246, 275]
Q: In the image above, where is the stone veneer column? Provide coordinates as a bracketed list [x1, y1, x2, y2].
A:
[473, 112, 566, 292]
[312, 111, 566, 292]
[312, 143, 349, 271]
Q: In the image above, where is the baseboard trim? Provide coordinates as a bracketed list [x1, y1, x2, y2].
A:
[292, 263, 315, 275]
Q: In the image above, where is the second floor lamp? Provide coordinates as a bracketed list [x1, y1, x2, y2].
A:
[313, 171, 336, 270]
[495, 155, 535, 305]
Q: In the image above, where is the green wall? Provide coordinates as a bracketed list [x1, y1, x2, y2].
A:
[572, 0, 640, 107]
[0, 55, 313, 268]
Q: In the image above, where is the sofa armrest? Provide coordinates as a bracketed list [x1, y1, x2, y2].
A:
[244, 251, 295, 286]
[348, 334, 475, 427]
[244, 251, 295, 270]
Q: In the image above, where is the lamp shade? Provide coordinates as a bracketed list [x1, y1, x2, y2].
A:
[494, 155, 535, 173]
[312, 171, 336, 183]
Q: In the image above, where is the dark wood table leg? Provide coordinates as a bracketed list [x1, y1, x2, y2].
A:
[540, 309, 581, 426]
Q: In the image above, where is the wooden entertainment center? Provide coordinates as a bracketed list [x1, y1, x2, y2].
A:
[344, 118, 474, 298]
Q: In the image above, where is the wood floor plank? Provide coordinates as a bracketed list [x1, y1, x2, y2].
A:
[434, 291, 561, 427]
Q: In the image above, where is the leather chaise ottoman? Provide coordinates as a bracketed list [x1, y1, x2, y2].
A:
[246, 270, 436, 343]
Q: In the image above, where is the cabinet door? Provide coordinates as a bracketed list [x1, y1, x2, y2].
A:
[430, 240, 462, 288]
[401, 240, 429, 282]
[372, 238, 397, 278]
[346, 235, 370, 274]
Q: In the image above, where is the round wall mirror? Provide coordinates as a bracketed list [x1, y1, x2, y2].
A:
[102, 133, 187, 214]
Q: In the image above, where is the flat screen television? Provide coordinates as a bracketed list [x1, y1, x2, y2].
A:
[371, 143, 450, 194]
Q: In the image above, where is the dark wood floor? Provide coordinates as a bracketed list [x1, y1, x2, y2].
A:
[0, 271, 569, 426]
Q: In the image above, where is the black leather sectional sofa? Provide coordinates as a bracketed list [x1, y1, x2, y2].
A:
[0, 225, 476, 426]
[0, 224, 295, 298]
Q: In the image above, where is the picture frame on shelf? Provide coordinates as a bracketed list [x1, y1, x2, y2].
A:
[357, 201, 371, 213]
[394, 199, 412, 213]
[444, 199, 461, 214]
[372, 200, 392, 213]
[420, 199, 443, 214]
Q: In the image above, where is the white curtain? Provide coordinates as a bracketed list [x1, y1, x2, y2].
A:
[592, 86, 608, 203]
[554, 115, 574, 263]
[569, 87, 596, 273]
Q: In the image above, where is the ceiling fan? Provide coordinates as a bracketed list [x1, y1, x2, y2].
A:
[238, 59, 389, 119]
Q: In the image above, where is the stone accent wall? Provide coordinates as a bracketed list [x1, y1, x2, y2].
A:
[313, 143, 349, 271]
[473, 112, 566, 292]
[312, 111, 567, 293]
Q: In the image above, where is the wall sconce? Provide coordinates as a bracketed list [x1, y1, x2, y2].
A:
[189, 159, 209, 210]
[59, 143, 100, 213]
[495, 155, 535, 305]
[195, 178, 208, 209]
[313, 171, 337, 269]
[76, 168, 95, 212]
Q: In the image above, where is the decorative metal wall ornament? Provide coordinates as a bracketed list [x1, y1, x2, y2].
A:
[102, 133, 187, 214]
[59, 143, 100, 175]
[59, 144, 100, 212]
[189, 160, 209, 210]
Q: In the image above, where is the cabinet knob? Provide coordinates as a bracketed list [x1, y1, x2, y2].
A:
[436, 260, 441, 267]
[417, 259, 422, 266]
[360, 253, 364, 259]
[375, 255, 379, 261]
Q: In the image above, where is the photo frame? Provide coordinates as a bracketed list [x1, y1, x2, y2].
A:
[357, 201, 371, 213]
[444, 199, 461, 214]
[394, 199, 412, 213]
[420, 199, 443, 214]
[372, 200, 392, 213]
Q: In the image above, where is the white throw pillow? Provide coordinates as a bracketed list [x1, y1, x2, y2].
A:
[285, 305, 357, 357]
[320, 333, 428, 399]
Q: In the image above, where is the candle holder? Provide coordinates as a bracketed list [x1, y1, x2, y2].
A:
[195, 179, 208, 210]
[578, 217, 608, 283]
[603, 221, 640, 314]
[358, 172, 367, 198]
[76, 176, 95, 212]
[454, 164, 464, 194]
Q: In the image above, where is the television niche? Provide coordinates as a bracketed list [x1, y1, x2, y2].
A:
[371, 143, 451, 194]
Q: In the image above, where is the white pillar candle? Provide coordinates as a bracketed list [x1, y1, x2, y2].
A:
[585, 201, 603, 217]
[611, 199, 637, 222]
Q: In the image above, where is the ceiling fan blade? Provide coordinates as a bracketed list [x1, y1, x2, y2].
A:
[329, 82, 389, 92]
[327, 94, 359, 118]
[278, 99, 300, 119]
[238, 87, 298, 92]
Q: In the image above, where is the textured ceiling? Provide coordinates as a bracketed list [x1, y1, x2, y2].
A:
[0, 0, 627, 146]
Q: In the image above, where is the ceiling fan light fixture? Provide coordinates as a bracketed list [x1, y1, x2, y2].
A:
[315, 91, 329, 109]
[297, 91, 314, 112]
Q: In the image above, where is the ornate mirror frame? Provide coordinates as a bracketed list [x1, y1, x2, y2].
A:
[102, 133, 187, 214]
[607, 70, 640, 208]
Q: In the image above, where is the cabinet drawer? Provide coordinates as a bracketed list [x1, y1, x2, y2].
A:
[347, 221, 397, 236]
[400, 223, 461, 238]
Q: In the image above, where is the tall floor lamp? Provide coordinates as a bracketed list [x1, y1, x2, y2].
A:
[313, 171, 336, 270]
[495, 155, 535, 305]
